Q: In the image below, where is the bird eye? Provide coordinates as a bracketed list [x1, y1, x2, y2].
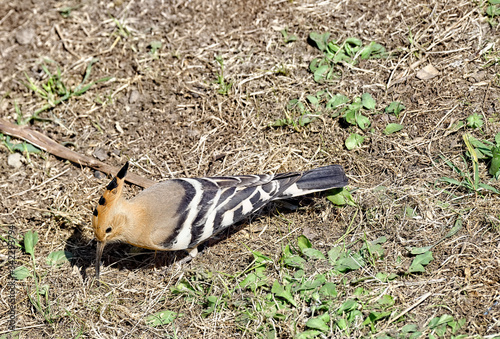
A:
[105, 227, 112, 233]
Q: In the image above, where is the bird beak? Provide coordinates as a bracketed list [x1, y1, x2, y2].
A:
[95, 241, 105, 280]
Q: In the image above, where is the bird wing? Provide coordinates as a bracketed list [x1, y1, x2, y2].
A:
[160, 172, 301, 250]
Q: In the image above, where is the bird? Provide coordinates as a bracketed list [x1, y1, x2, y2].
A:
[92, 162, 348, 279]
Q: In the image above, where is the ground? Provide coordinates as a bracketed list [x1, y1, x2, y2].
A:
[1, 0, 500, 338]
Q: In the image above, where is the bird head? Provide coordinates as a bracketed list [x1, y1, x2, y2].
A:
[92, 162, 129, 280]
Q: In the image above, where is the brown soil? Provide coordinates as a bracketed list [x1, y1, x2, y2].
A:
[1, 0, 500, 337]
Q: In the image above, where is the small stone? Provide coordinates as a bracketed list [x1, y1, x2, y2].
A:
[302, 226, 318, 241]
[129, 90, 140, 104]
[7, 153, 23, 168]
[468, 71, 487, 83]
[94, 171, 106, 179]
[416, 64, 439, 80]
[187, 128, 200, 137]
[15, 28, 35, 45]
[115, 121, 124, 134]
[92, 148, 109, 161]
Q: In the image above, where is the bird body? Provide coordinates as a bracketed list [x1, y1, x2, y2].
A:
[92, 162, 348, 278]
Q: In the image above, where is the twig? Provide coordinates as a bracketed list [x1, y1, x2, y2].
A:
[96, 36, 121, 56]
[0, 119, 155, 188]
[387, 292, 432, 325]
[0, 323, 46, 334]
[0, 9, 14, 26]
[55, 24, 81, 59]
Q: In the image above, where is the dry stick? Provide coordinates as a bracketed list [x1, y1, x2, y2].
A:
[0, 119, 155, 188]
[387, 292, 432, 325]
[54, 24, 81, 59]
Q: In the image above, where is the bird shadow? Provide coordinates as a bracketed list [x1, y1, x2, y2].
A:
[63, 224, 94, 282]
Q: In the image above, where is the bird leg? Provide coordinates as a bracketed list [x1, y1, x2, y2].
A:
[174, 246, 199, 266]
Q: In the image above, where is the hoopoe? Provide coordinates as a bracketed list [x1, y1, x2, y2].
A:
[92, 162, 348, 279]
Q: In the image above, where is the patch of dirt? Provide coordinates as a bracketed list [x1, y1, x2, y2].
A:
[1, 0, 500, 337]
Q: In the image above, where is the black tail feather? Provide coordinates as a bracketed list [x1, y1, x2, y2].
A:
[295, 165, 348, 191]
[276, 165, 348, 199]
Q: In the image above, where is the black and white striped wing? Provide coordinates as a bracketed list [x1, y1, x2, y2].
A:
[161, 173, 300, 250]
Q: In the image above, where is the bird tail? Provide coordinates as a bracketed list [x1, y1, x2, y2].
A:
[278, 165, 348, 199]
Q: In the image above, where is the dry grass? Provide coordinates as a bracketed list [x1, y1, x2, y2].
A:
[1, 0, 500, 337]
